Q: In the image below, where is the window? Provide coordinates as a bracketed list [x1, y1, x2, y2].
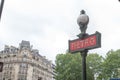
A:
[7, 55, 10, 57]
[23, 57, 26, 62]
[0, 62, 3, 72]
[13, 55, 16, 57]
[20, 63, 28, 68]
[32, 55, 35, 59]
[38, 77, 42, 80]
[19, 63, 28, 75]
[18, 75, 27, 80]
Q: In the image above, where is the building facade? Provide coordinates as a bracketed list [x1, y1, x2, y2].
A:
[0, 40, 54, 80]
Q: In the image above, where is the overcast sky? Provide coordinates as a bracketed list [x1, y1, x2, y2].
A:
[0, 0, 120, 63]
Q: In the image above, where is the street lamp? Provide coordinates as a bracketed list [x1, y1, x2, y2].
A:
[77, 10, 89, 80]
[69, 9, 101, 80]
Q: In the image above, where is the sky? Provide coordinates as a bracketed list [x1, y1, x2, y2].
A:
[0, 0, 120, 63]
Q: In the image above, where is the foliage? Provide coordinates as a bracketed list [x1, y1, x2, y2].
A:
[55, 53, 82, 80]
[55, 53, 101, 80]
[55, 49, 120, 80]
[101, 49, 120, 80]
[87, 53, 103, 80]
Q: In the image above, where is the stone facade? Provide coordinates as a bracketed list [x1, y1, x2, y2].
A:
[0, 40, 54, 80]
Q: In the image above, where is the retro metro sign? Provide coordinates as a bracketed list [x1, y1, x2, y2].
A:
[0, 62, 3, 72]
[69, 32, 101, 53]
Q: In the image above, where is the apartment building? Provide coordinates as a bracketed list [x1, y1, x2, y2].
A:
[0, 40, 54, 80]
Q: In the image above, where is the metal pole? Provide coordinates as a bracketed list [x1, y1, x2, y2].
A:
[0, 0, 5, 21]
[80, 50, 88, 80]
[77, 10, 89, 80]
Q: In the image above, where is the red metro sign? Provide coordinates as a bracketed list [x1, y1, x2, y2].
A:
[69, 32, 101, 53]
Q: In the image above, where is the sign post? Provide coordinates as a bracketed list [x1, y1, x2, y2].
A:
[69, 10, 101, 80]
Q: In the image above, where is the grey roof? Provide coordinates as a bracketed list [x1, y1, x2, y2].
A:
[19, 40, 30, 49]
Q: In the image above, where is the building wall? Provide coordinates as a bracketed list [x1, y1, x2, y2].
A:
[14, 64, 19, 80]
[27, 64, 33, 80]
[0, 40, 54, 80]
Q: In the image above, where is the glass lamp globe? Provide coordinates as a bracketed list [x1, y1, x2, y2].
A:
[77, 10, 89, 26]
